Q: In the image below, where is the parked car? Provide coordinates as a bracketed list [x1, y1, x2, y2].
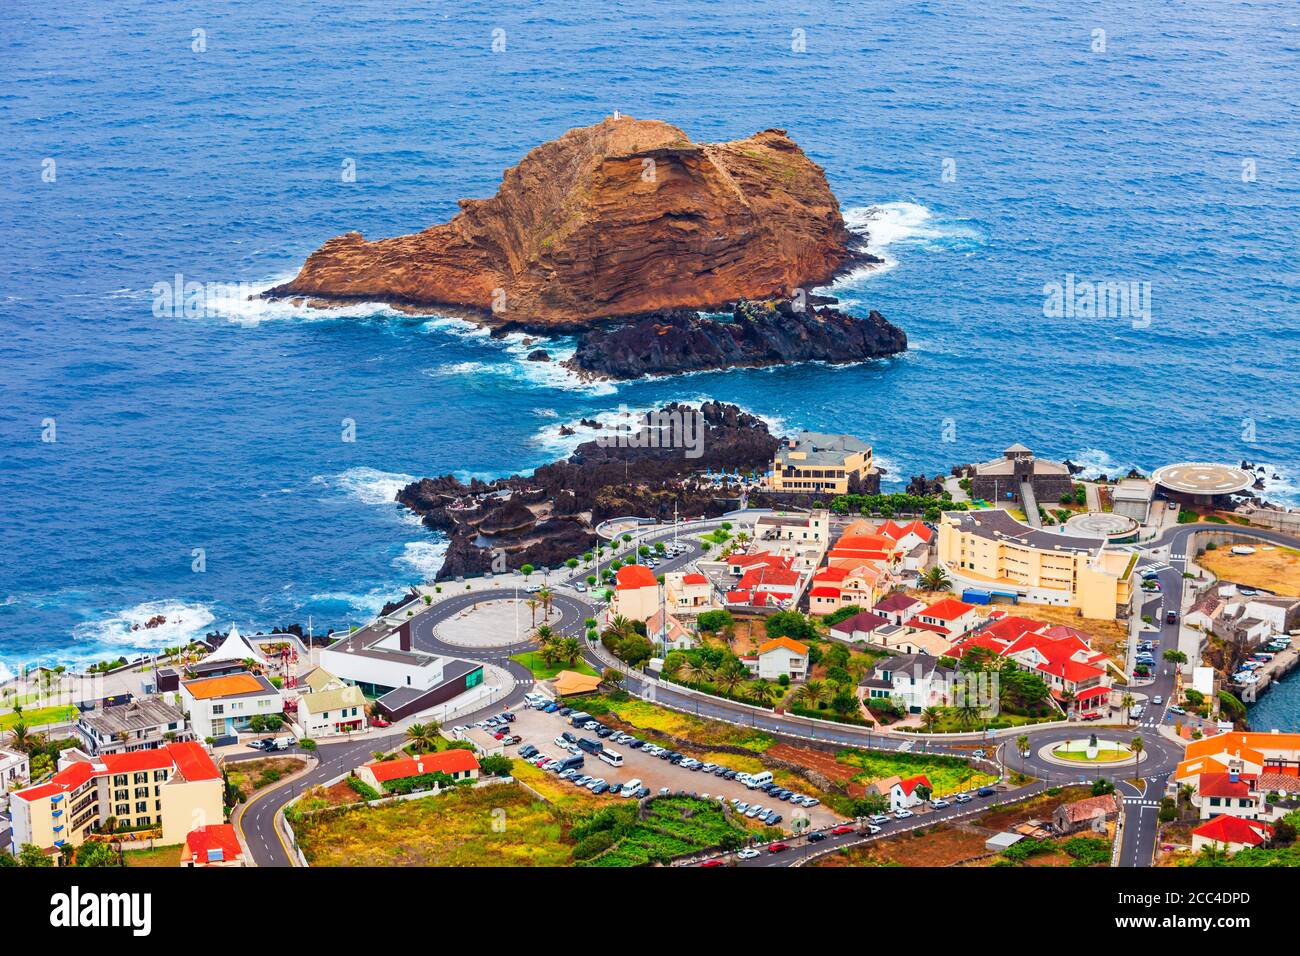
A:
[736, 847, 761, 860]
[894, 809, 914, 819]
[807, 832, 826, 843]
[977, 787, 996, 797]
[931, 798, 951, 809]
[868, 814, 890, 825]
[1153, 695, 1164, 705]
[866, 824, 882, 835]
[767, 842, 789, 853]
[1166, 611, 1178, 625]
[954, 794, 972, 804]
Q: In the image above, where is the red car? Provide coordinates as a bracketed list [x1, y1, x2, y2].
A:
[493, 731, 506, 740]
[767, 842, 789, 853]
[831, 825, 856, 836]
[698, 858, 726, 867]
[371, 717, 391, 728]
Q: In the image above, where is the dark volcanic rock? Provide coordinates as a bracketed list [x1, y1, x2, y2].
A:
[565, 299, 906, 381]
[526, 349, 551, 362]
[907, 474, 945, 497]
[395, 401, 783, 581]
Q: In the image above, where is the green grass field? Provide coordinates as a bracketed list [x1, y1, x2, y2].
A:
[0, 705, 77, 729]
[510, 651, 599, 681]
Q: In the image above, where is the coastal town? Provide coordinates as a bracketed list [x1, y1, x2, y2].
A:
[4, 412, 1298, 871]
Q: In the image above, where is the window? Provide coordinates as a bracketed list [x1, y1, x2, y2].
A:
[115, 804, 129, 816]
[114, 789, 128, 801]
[136, 802, 148, 814]
[134, 772, 148, 785]
[211, 704, 224, 715]
[113, 774, 128, 787]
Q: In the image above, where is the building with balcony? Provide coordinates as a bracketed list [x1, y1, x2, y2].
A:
[180, 670, 284, 741]
[769, 432, 875, 496]
[75, 697, 188, 755]
[937, 509, 1137, 620]
[8, 741, 222, 853]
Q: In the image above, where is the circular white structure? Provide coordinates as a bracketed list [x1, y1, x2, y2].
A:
[1152, 462, 1254, 497]
[1064, 511, 1140, 541]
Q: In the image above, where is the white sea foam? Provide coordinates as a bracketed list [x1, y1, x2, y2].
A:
[196, 273, 413, 326]
[394, 539, 449, 581]
[1068, 448, 1136, 481]
[1248, 462, 1300, 507]
[528, 397, 791, 459]
[831, 201, 983, 286]
[70, 599, 216, 655]
[307, 588, 398, 619]
[329, 467, 416, 506]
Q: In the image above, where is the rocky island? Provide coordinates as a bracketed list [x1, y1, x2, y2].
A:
[266, 116, 905, 378]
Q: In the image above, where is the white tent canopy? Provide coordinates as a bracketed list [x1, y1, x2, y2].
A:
[204, 623, 267, 665]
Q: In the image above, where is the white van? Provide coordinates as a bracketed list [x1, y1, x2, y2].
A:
[620, 779, 643, 796]
[745, 771, 773, 789]
[599, 749, 624, 768]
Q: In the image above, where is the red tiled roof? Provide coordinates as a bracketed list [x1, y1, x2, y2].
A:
[164, 740, 222, 782]
[981, 616, 1045, 643]
[1074, 685, 1111, 701]
[906, 619, 951, 636]
[880, 519, 933, 543]
[810, 586, 842, 599]
[875, 592, 922, 613]
[615, 564, 657, 590]
[364, 749, 480, 784]
[183, 824, 243, 864]
[899, 774, 932, 796]
[1198, 772, 1257, 800]
[813, 566, 851, 583]
[1193, 815, 1272, 847]
[13, 741, 220, 802]
[681, 573, 708, 585]
[737, 566, 801, 589]
[919, 598, 976, 621]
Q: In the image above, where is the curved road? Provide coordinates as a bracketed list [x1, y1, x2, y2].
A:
[235, 517, 1300, 869]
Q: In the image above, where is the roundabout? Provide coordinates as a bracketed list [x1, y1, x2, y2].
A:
[1040, 734, 1140, 768]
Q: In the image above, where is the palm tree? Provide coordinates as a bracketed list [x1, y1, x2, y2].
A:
[1016, 734, 1030, 774]
[558, 636, 581, 666]
[1130, 736, 1144, 783]
[534, 624, 555, 647]
[746, 680, 781, 706]
[714, 659, 748, 697]
[920, 707, 941, 733]
[1121, 694, 1135, 725]
[537, 587, 554, 621]
[405, 721, 441, 754]
[525, 599, 540, 628]
[6, 721, 31, 754]
[955, 698, 981, 730]
[918, 566, 952, 592]
[801, 679, 829, 710]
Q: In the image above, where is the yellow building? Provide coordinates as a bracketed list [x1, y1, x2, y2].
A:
[769, 432, 874, 495]
[937, 509, 1136, 621]
[8, 741, 224, 853]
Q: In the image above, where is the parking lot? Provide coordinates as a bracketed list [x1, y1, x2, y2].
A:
[487, 698, 843, 831]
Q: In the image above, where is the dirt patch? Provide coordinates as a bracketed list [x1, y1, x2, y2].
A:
[815, 823, 990, 867]
[227, 757, 305, 800]
[766, 743, 866, 796]
[976, 786, 1090, 830]
[1200, 545, 1300, 597]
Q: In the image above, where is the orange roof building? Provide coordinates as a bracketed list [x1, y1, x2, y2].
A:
[356, 749, 480, 791]
[182, 823, 244, 867]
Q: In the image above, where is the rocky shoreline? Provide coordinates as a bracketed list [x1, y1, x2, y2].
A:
[395, 402, 786, 580]
[563, 297, 905, 381]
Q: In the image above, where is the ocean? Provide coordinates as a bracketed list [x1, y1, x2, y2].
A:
[2, 0, 1298, 732]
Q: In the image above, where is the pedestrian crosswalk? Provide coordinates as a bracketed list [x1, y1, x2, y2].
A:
[1124, 799, 1161, 808]
[1141, 563, 1171, 575]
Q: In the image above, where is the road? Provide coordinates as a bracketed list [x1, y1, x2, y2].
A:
[234, 516, 1300, 869]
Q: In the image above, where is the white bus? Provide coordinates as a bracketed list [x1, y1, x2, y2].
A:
[598, 749, 624, 768]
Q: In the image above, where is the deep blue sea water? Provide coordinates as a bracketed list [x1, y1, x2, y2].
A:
[3, 0, 1299, 728]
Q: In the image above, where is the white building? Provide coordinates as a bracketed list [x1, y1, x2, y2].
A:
[297, 680, 368, 738]
[180, 670, 284, 741]
[860, 654, 958, 714]
[1, 747, 30, 790]
[742, 637, 809, 681]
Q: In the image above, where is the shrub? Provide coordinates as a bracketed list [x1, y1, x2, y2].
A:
[347, 776, 381, 801]
[572, 830, 618, 861]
